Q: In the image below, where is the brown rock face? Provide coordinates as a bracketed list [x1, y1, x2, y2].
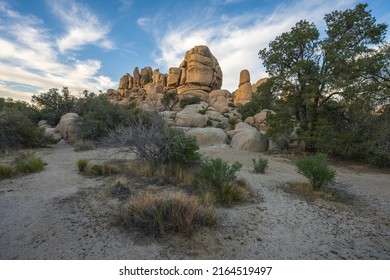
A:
[234, 69, 253, 105]
[175, 45, 222, 100]
[133, 67, 141, 88]
[252, 77, 268, 93]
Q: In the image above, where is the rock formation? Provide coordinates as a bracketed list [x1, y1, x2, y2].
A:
[234, 69, 253, 105]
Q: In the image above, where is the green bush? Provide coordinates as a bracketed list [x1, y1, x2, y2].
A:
[252, 157, 268, 173]
[77, 158, 88, 172]
[237, 89, 275, 120]
[179, 96, 201, 108]
[295, 154, 336, 190]
[0, 164, 14, 179]
[13, 152, 45, 173]
[74, 140, 95, 152]
[158, 129, 201, 164]
[199, 158, 242, 188]
[161, 91, 177, 110]
[0, 108, 46, 149]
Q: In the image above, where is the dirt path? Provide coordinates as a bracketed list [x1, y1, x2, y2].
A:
[0, 144, 389, 259]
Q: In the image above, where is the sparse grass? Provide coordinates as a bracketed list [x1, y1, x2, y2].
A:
[74, 140, 95, 152]
[85, 162, 122, 176]
[113, 191, 217, 236]
[252, 157, 268, 173]
[283, 181, 334, 202]
[127, 161, 200, 186]
[216, 181, 248, 206]
[77, 158, 88, 172]
[107, 176, 131, 197]
[294, 153, 336, 191]
[0, 163, 14, 179]
[13, 152, 44, 173]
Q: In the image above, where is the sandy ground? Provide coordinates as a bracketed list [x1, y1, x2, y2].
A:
[0, 144, 389, 260]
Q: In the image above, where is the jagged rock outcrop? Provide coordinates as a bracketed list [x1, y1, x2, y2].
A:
[234, 69, 253, 105]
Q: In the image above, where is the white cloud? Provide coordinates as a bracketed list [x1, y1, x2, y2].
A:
[153, 0, 356, 92]
[48, 0, 113, 53]
[0, 1, 116, 102]
[137, 17, 151, 27]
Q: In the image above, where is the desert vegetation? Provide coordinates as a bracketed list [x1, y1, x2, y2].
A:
[0, 151, 44, 179]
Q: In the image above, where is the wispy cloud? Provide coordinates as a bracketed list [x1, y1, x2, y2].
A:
[0, 1, 116, 102]
[49, 0, 113, 53]
[152, 0, 356, 91]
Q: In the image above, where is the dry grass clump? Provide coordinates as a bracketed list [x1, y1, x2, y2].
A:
[127, 161, 200, 186]
[0, 163, 14, 179]
[106, 176, 131, 197]
[113, 191, 218, 236]
[283, 181, 333, 202]
[13, 152, 45, 173]
[73, 140, 95, 152]
[78, 161, 123, 176]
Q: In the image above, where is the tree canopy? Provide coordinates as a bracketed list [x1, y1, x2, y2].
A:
[258, 3, 389, 165]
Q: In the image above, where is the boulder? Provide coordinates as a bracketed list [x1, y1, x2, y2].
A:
[175, 103, 208, 128]
[38, 120, 48, 127]
[209, 89, 230, 113]
[239, 69, 250, 86]
[167, 67, 182, 88]
[231, 129, 268, 152]
[252, 77, 268, 93]
[185, 127, 228, 147]
[253, 109, 275, 124]
[56, 113, 80, 144]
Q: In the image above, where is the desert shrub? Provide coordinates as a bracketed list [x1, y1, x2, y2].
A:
[103, 113, 200, 165]
[161, 91, 177, 110]
[295, 154, 336, 190]
[77, 158, 88, 172]
[0, 164, 14, 179]
[0, 98, 41, 124]
[73, 140, 95, 151]
[237, 89, 275, 120]
[199, 158, 242, 188]
[0, 108, 46, 149]
[107, 176, 131, 197]
[252, 157, 268, 173]
[228, 117, 238, 128]
[114, 191, 217, 235]
[13, 152, 44, 173]
[76, 95, 135, 141]
[85, 162, 122, 176]
[179, 96, 201, 108]
[216, 181, 247, 206]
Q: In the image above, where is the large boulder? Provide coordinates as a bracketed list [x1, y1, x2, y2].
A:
[56, 113, 80, 144]
[176, 45, 222, 99]
[208, 89, 230, 113]
[185, 127, 228, 147]
[229, 122, 268, 152]
[175, 103, 208, 128]
[251, 77, 268, 93]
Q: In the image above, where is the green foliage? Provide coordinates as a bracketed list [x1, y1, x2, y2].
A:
[161, 91, 177, 110]
[252, 157, 268, 173]
[0, 98, 41, 124]
[0, 108, 46, 149]
[179, 96, 201, 108]
[228, 116, 238, 128]
[158, 129, 201, 165]
[13, 152, 45, 174]
[0, 164, 14, 179]
[77, 158, 88, 172]
[238, 81, 276, 120]
[259, 3, 389, 164]
[32, 87, 77, 126]
[295, 154, 336, 190]
[73, 140, 95, 152]
[76, 94, 135, 141]
[199, 158, 242, 188]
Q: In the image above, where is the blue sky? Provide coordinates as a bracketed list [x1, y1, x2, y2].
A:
[0, 0, 389, 102]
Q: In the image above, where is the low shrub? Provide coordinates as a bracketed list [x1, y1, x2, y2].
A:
[179, 96, 201, 108]
[74, 140, 95, 152]
[199, 158, 242, 188]
[77, 158, 88, 172]
[294, 153, 336, 191]
[216, 181, 247, 206]
[13, 152, 44, 173]
[113, 191, 217, 235]
[252, 157, 268, 173]
[0, 164, 14, 179]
